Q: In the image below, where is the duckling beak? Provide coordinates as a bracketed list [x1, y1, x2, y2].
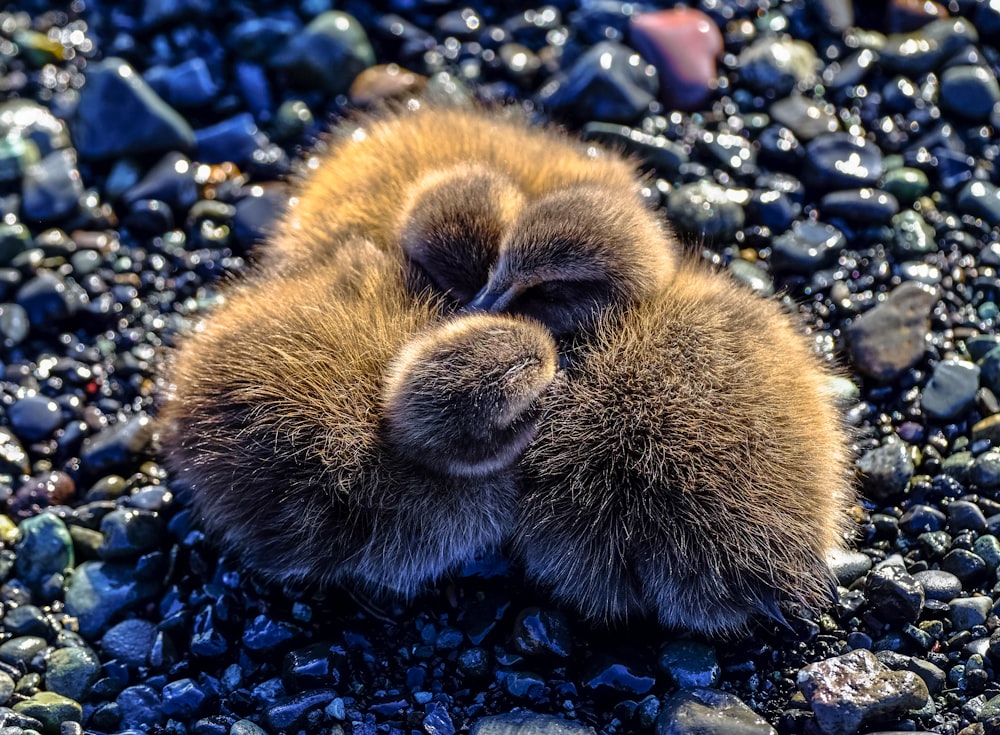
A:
[465, 283, 520, 313]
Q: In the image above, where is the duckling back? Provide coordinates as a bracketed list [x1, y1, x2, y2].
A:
[514, 263, 854, 634]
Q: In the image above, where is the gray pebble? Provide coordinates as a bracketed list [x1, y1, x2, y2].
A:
[912, 569, 961, 601]
[940, 65, 1000, 121]
[857, 442, 914, 501]
[890, 209, 936, 254]
[666, 181, 746, 243]
[64, 561, 160, 637]
[11, 692, 82, 732]
[471, 712, 596, 735]
[21, 150, 82, 223]
[14, 514, 73, 599]
[0, 636, 47, 667]
[827, 549, 872, 587]
[270, 12, 375, 97]
[921, 359, 980, 420]
[44, 646, 101, 702]
[846, 281, 937, 382]
[657, 641, 720, 688]
[948, 596, 993, 630]
[738, 37, 818, 95]
[866, 565, 924, 624]
[656, 688, 776, 735]
[101, 619, 157, 667]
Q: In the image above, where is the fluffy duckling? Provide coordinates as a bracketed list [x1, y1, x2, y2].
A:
[507, 262, 854, 635]
[157, 245, 558, 597]
[267, 106, 669, 307]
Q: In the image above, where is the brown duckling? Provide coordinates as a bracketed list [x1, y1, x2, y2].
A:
[267, 106, 663, 307]
[157, 245, 558, 597]
[496, 262, 853, 634]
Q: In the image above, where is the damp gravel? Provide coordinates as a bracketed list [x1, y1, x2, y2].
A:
[1, 1, 1000, 734]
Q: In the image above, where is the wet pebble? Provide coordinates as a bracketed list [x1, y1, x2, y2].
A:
[627, 8, 722, 111]
[580, 123, 688, 178]
[819, 189, 898, 223]
[44, 645, 101, 701]
[270, 11, 375, 97]
[797, 649, 929, 735]
[857, 441, 914, 501]
[845, 281, 937, 382]
[265, 689, 336, 731]
[145, 58, 220, 109]
[957, 180, 1000, 226]
[921, 359, 980, 421]
[538, 41, 657, 123]
[865, 564, 924, 624]
[98, 508, 165, 560]
[939, 65, 1000, 121]
[0, 635, 47, 666]
[665, 180, 745, 243]
[948, 596, 992, 630]
[64, 561, 160, 637]
[122, 152, 197, 211]
[802, 134, 883, 191]
[768, 95, 839, 141]
[8, 394, 62, 442]
[101, 619, 157, 667]
[940, 548, 987, 583]
[116, 684, 164, 730]
[900, 503, 944, 535]
[11, 691, 82, 733]
[656, 688, 775, 735]
[890, 209, 936, 254]
[16, 272, 82, 328]
[21, 149, 83, 223]
[243, 615, 298, 651]
[657, 640, 720, 688]
[78, 414, 154, 480]
[14, 513, 73, 598]
[71, 58, 195, 160]
[195, 113, 270, 167]
[161, 678, 207, 718]
[912, 569, 961, 600]
[827, 549, 873, 586]
[510, 608, 571, 659]
[770, 220, 844, 275]
[737, 37, 818, 96]
[584, 657, 655, 695]
[471, 712, 596, 735]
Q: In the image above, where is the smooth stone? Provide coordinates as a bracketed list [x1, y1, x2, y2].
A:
[940, 548, 987, 582]
[71, 57, 195, 160]
[972, 414, 1000, 446]
[0, 670, 13, 704]
[820, 188, 898, 223]
[770, 220, 844, 274]
[21, 149, 82, 223]
[798, 650, 929, 735]
[0, 426, 28, 477]
[0, 221, 32, 265]
[921, 359, 979, 420]
[503, 671, 545, 699]
[78, 414, 154, 479]
[747, 187, 801, 232]
[64, 561, 161, 637]
[101, 619, 157, 667]
[265, 689, 336, 731]
[880, 17, 978, 75]
[827, 548, 873, 586]
[161, 678, 207, 717]
[0, 635, 47, 666]
[3, 604, 48, 637]
[657, 641, 720, 688]
[195, 113, 270, 166]
[122, 151, 197, 210]
[228, 17, 300, 62]
[890, 209, 936, 254]
[580, 123, 688, 178]
[887, 0, 949, 33]
[116, 684, 164, 730]
[899, 504, 945, 534]
[912, 569, 961, 601]
[972, 451, 1000, 489]
[802, 133, 883, 191]
[866, 565, 924, 624]
[846, 281, 937, 381]
[243, 615, 297, 650]
[538, 41, 657, 123]
[584, 657, 656, 695]
[768, 95, 839, 141]
[665, 180, 746, 243]
[0, 302, 29, 345]
[948, 596, 993, 630]
[656, 688, 776, 735]
[975, 534, 1000, 573]
[470, 712, 596, 735]
[728, 259, 774, 296]
[270, 11, 375, 97]
[882, 168, 930, 204]
[945, 499, 986, 532]
[510, 608, 571, 659]
[14, 513, 73, 596]
[16, 272, 82, 327]
[857, 442, 914, 502]
[44, 646, 100, 701]
[697, 130, 756, 175]
[272, 100, 314, 142]
[627, 8, 722, 111]
[940, 65, 1000, 121]
[231, 720, 271, 735]
[980, 346, 1000, 394]
[145, 58, 220, 109]
[231, 183, 288, 251]
[8, 394, 62, 442]
[0, 131, 40, 184]
[11, 691, 82, 733]
[348, 63, 427, 107]
[0, 99, 70, 156]
[957, 180, 1000, 227]
[737, 37, 818, 95]
[98, 508, 165, 560]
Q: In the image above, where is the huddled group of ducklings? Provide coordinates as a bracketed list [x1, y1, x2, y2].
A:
[157, 106, 855, 636]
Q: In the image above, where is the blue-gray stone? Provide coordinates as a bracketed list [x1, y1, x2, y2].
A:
[116, 684, 164, 730]
[264, 689, 336, 731]
[270, 11, 375, 97]
[866, 565, 924, 624]
[98, 508, 165, 560]
[658, 641, 720, 689]
[0, 301, 28, 345]
[912, 569, 961, 601]
[195, 113, 269, 166]
[940, 65, 1000, 121]
[820, 188, 898, 223]
[940, 548, 987, 583]
[101, 619, 157, 667]
[580, 123, 688, 178]
[768, 95, 839, 141]
[243, 615, 297, 650]
[16, 271, 82, 327]
[471, 712, 596, 735]
[230, 720, 271, 735]
[232, 184, 288, 251]
[973, 534, 1000, 573]
[11, 692, 82, 731]
[504, 671, 546, 699]
[957, 180, 1000, 227]
[14, 513, 73, 596]
[21, 149, 82, 223]
[771, 220, 844, 274]
[64, 561, 161, 637]
[79, 413, 154, 479]
[0, 99, 70, 157]
[981, 346, 1000, 395]
[122, 151, 197, 210]
[161, 678, 207, 717]
[0, 635, 48, 666]
[666, 181, 746, 243]
[973, 451, 1000, 490]
[510, 608, 571, 659]
[737, 37, 818, 96]
[846, 281, 937, 382]
[728, 259, 774, 296]
[857, 442, 914, 502]
[827, 548, 873, 587]
[424, 703, 455, 735]
[145, 58, 220, 109]
[802, 134, 883, 191]
[0, 221, 32, 265]
[900, 503, 946, 535]
[921, 359, 979, 421]
[8, 394, 62, 442]
[656, 688, 776, 735]
[948, 596, 993, 630]
[71, 58, 195, 160]
[229, 18, 300, 63]
[584, 657, 655, 695]
[45, 645, 101, 701]
[538, 41, 657, 124]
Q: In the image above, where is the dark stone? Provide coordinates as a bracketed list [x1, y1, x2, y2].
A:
[195, 113, 269, 166]
[64, 561, 161, 637]
[665, 180, 745, 243]
[657, 641, 720, 688]
[940, 548, 987, 583]
[584, 656, 655, 695]
[940, 65, 1000, 121]
[899, 504, 946, 534]
[8, 394, 62, 442]
[846, 281, 937, 381]
[921, 359, 979, 420]
[819, 188, 899, 223]
[101, 619, 157, 667]
[161, 678, 207, 718]
[122, 152, 197, 210]
[510, 608, 572, 659]
[580, 123, 688, 178]
[866, 564, 924, 624]
[857, 442, 914, 501]
[145, 58, 220, 109]
[16, 272, 82, 328]
[802, 134, 883, 191]
[79, 414, 154, 479]
[264, 689, 336, 731]
[98, 508, 165, 560]
[270, 11, 375, 97]
[912, 569, 961, 601]
[21, 149, 82, 223]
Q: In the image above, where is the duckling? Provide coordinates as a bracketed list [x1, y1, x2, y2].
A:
[266, 106, 663, 306]
[157, 245, 558, 597]
[507, 262, 854, 635]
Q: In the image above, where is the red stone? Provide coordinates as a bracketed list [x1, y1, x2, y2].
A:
[628, 8, 723, 112]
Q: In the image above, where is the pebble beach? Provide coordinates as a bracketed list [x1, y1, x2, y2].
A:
[1, 0, 1000, 734]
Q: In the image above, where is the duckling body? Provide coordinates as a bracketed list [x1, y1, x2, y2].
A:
[511, 263, 853, 634]
[158, 247, 557, 596]
[269, 106, 673, 308]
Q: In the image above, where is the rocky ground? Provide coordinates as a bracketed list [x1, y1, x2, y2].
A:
[1, 0, 1000, 734]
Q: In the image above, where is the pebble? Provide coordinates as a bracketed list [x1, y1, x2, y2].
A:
[657, 640, 720, 688]
[0, 100, 70, 156]
[145, 58, 220, 109]
[580, 123, 688, 178]
[656, 688, 776, 735]
[195, 113, 270, 167]
[819, 189, 898, 223]
[768, 95, 839, 141]
[101, 619, 158, 667]
[957, 180, 1000, 226]
[21, 150, 82, 223]
[826, 549, 873, 586]
[537, 41, 657, 123]
[737, 37, 818, 95]
[939, 65, 1000, 121]
[0, 635, 47, 666]
[890, 209, 936, 254]
[14, 513, 73, 599]
[122, 152, 198, 211]
[16, 272, 82, 328]
[921, 359, 980, 420]
[64, 561, 160, 637]
[865, 564, 925, 624]
[940, 548, 987, 583]
[270, 11, 375, 97]
[882, 168, 930, 204]
[584, 657, 655, 696]
[348, 64, 427, 108]
[797, 649, 929, 735]
[116, 684, 164, 730]
[948, 596, 993, 630]
[264, 689, 336, 731]
[470, 712, 596, 735]
[980, 346, 1000, 394]
[912, 569, 961, 601]
[98, 508, 165, 560]
[161, 678, 207, 718]
[78, 414, 154, 480]
[665, 181, 746, 243]
[8, 395, 62, 442]
[424, 702, 456, 735]
[44, 645, 101, 701]
[71, 58, 195, 160]
[11, 691, 82, 733]
[845, 281, 937, 382]
[857, 441, 914, 501]
[510, 608, 571, 658]
[627, 8, 722, 111]
[771, 219, 845, 274]
[802, 134, 884, 191]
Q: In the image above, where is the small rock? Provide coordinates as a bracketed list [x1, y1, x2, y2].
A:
[116, 684, 164, 730]
[101, 619, 158, 667]
[64, 561, 161, 637]
[826, 549, 872, 586]
[657, 640, 720, 688]
[857, 441, 914, 501]
[656, 688, 776, 735]
[819, 189, 898, 223]
[98, 508, 165, 560]
[866, 564, 924, 624]
[584, 656, 655, 695]
[665, 180, 746, 243]
[0, 635, 48, 666]
[802, 134, 884, 191]
[957, 180, 1000, 227]
[948, 596, 993, 630]
[470, 712, 596, 735]
[940, 548, 987, 583]
[912, 569, 961, 601]
[12, 691, 82, 733]
[16, 272, 83, 328]
[21, 149, 82, 223]
[899, 504, 946, 534]
[769, 95, 839, 141]
[348, 64, 427, 107]
[940, 65, 1000, 121]
[44, 645, 101, 701]
[770, 220, 844, 274]
[921, 359, 979, 420]
[265, 689, 336, 731]
[738, 37, 818, 95]
[424, 702, 456, 735]
[510, 608, 572, 658]
[195, 113, 270, 167]
[78, 414, 154, 479]
[797, 649, 929, 735]
[161, 678, 207, 718]
[846, 281, 937, 381]
[270, 11, 375, 97]
[145, 58, 220, 109]
[8, 394, 62, 442]
[14, 513, 73, 598]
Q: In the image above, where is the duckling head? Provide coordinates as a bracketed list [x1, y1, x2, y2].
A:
[466, 183, 676, 337]
[381, 313, 557, 479]
[398, 163, 526, 307]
